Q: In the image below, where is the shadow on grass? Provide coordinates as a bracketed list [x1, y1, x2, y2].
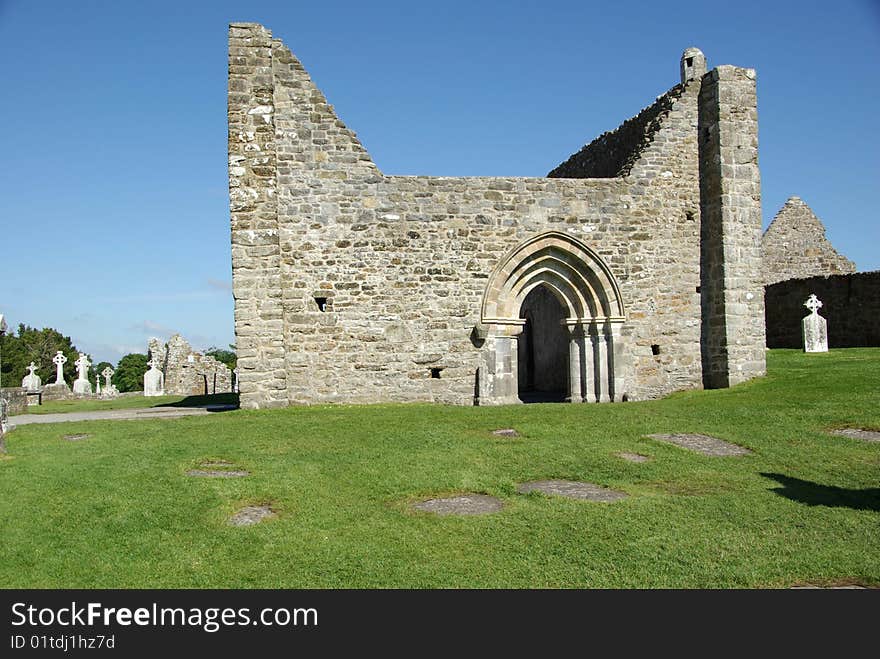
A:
[155, 393, 239, 410]
[762, 473, 880, 512]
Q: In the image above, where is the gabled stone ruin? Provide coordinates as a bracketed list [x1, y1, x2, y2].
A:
[147, 334, 232, 396]
[228, 23, 767, 408]
[762, 196, 855, 286]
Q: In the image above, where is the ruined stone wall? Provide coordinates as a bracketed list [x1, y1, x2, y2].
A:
[548, 86, 684, 178]
[0, 387, 28, 415]
[762, 197, 855, 286]
[229, 24, 766, 408]
[765, 271, 880, 348]
[698, 65, 765, 388]
[147, 335, 233, 396]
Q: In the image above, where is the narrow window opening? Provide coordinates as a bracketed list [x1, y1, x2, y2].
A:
[686, 57, 694, 67]
[695, 286, 701, 293]
[314, 296, 328, 312]
[430, 367, 443, 379]
[651, 344, 661, 356]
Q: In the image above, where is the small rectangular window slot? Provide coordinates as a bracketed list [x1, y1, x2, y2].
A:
[686, 57, 694, 67]
[430, 367, 443, 379]
[314, 296, 328, 312]
[695, 286, 701, 293]
[651, 344, 661, 356]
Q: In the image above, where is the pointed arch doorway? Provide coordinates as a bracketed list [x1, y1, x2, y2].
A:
[518, 285, 569, 402]
[476, 231, 626, 405]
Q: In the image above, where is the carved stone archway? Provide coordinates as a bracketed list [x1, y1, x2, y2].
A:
[476, 232, 626, 405]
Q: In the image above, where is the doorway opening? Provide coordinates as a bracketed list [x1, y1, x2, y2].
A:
[517, 285, 568, 403]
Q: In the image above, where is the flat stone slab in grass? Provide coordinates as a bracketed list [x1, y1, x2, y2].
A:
[411, 494, 504, 515]
[646, 433, 752, 456]
[617, 452, 650, 463]
[62, 433, 91, 441]
[492, 428, 520, 438]
[517, 480, 628, 502]
[186, 469, 249, 478]
[187, 459, 248, 477]
[830, 428, 880, 443]
[229, 505, 277, 527]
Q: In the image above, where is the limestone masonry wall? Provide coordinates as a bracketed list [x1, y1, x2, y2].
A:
[548, 87, 684, 179]
[0, 388, 27, 415]
[762, 196, 856, 286]
[148, 334, 232, 396]
[698, 65, 765, 388]
[229, 25, 766, 409]
[765, 271, 880, 348]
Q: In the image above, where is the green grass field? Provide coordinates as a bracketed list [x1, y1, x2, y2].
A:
[1, 349, 877, 588]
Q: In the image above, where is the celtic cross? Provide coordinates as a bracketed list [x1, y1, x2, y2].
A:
[52, 351, 68, 383]
[804, 294, 823, 315]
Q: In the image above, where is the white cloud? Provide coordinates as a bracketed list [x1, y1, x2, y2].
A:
[207, 278, 233, 293]
[130, 320, 178, 337]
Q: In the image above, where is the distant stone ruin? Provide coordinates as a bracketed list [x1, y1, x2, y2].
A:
[147, 334, 232, 396]
[762, 196, 855, 286]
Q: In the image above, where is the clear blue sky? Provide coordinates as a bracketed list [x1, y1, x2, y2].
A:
[1, 0, 878, 365]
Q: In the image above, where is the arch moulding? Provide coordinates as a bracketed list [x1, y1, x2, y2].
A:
[475, 231, 627, 406]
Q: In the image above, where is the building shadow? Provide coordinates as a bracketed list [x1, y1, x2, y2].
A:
[154, 393, 239, 410]
[761, 472, 880, 512]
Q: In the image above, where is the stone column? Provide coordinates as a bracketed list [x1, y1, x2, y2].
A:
[596, 320, 611, 403]
[609, 320, 626, 402]
[584, 321, 598, 403]
[479, 322, 524, 405]
[565, 322, 584, 403]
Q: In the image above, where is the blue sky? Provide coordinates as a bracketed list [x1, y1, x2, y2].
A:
[1, 0, 878, 365]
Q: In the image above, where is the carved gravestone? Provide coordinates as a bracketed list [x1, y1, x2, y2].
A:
[72, 353, 92, 394]
[143, 359, 165, 396]
[41, 351, 72, 400]
[21, 362, 41, 392]
[52, 351, 68, 385]
[802, 294, 828, 353]
[101, 367, 119, 397]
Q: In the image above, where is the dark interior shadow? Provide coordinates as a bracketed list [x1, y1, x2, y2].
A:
[518, 391, 567, 404]
[154, 393, 239, 410]
[761, 472, 880, 512]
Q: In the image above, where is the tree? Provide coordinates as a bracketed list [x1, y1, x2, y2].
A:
[204, 345, 236, 371]
[93, 361, 113, 384]
[113, 353, 148, 393]
[0, 324, 80, 387]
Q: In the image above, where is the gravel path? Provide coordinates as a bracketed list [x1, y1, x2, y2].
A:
[8, 405, 237, 426]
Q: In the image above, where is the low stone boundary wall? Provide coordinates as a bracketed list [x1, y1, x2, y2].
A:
[765, 271, 880, 348]
[0, 387, 28, 415]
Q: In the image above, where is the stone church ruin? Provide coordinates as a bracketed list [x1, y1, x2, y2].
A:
[147, 335, 232, 396]
[228, 25, 766, 409]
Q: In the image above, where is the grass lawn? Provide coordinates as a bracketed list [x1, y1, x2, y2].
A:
[23, 392, 239, 414]
[0, 349, 877, 588]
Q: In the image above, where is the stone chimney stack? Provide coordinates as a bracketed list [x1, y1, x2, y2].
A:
[681, 47, 707, 84]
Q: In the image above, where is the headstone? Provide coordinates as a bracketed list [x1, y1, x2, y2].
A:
[802, 294, 828, 353]
[52, 351, 68, 385]
[100, 366, 119, 397]
[72, 353, 92, 394]
[143, 358, 165, 396]
[21, 362, 42, 392]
